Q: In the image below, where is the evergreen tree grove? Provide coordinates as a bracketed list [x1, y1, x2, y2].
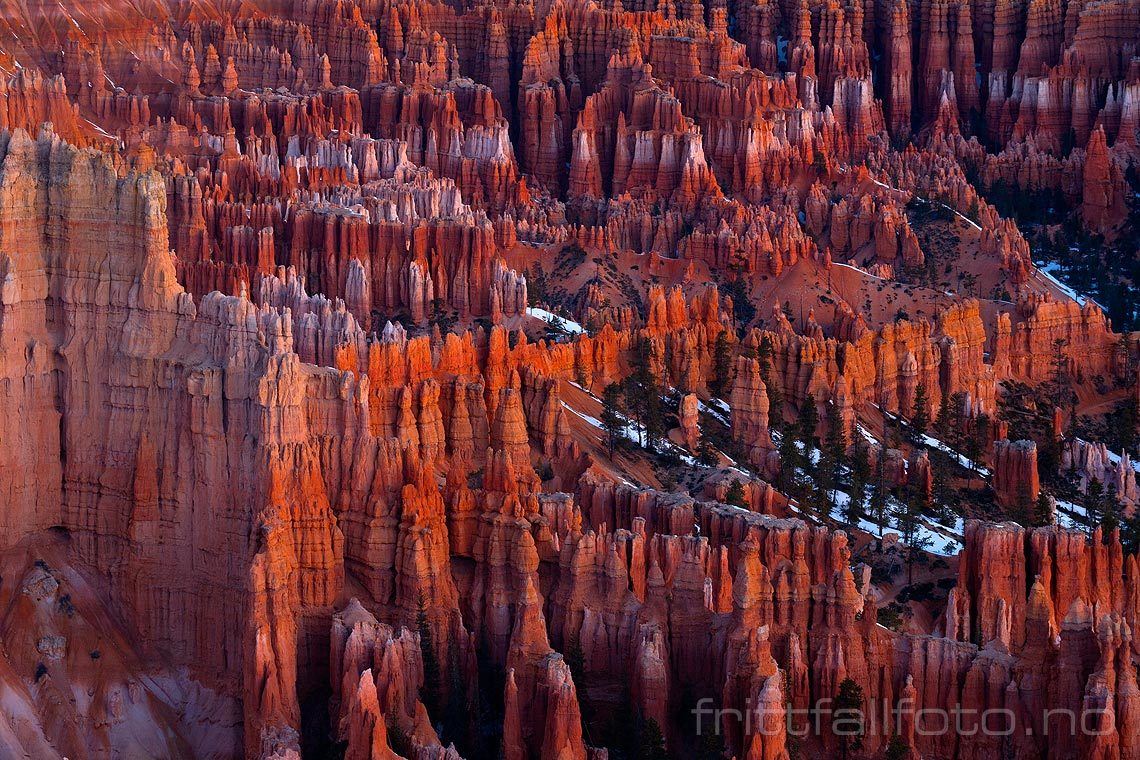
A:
[624, 337, 664, 448]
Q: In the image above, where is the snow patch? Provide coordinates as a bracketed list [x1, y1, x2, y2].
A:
[697, 398, 731, 426]
[917, 432, 991, 477]
[834, 262, 887, 282]
[527, 307, 584, 334]
[1033, 262, 1105, 310]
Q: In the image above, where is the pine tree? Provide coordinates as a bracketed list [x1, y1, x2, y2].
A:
[756, 334, 772, 365]
[1122, 512, 1140, 555]
[601, 382, 626, 458]
[935, 391, 952, 439]
[710, 330, 734, 398]
[809, 478, 833, 515]
[871, 445, 888, 530]
[846, 440, 871, 525]
[1116, 395, 1140, 455]
[833, 678, 865, 760]
[797, 396, 820, 451]
[947, 391, 968, 451]
[1103, 482, 1122, 542]
[931, 454, 952, 521]
[966, 414, 990, 478]
[623, 377, 646, 447]
[625, 337, 664, 449]
[1038, 431, 1062, 486]
[1033, 493, 1053, 527]
[911, 384, 930, 441]
[817, 404, 848, 513]
[1087, 478, 1105, 537]
[824, 404, 849, 486]
[1118, 333, 1134, 380]
[726, 479, 747, 507]
[644, 389, 664, 449]
[883, 411, 900, 449]
[697, 437, 719, 467]
[898, 491, 933, 583]
[777, 429, 800, 491]
[896, 489, 920, 545]
[850, 439, 871, 484]
[637, 718, 669, 760]
[845, 478, 866, 525]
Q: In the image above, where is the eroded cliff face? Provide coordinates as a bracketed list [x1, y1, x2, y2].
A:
[0, 128, 347, 757]
[0, 0, 1134, 757]
[0, 124, 1132, 759]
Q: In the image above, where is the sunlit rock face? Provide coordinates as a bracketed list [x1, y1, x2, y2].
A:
[0, 0, 1136, 757]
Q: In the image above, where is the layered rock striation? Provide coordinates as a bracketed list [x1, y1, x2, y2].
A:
[0, 0, 1134, 758]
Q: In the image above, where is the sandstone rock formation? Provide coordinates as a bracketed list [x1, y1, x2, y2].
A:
[0, 0, 1134, 758]
[1062, 439, 1140, 511]
[994, 439, 1042, 507]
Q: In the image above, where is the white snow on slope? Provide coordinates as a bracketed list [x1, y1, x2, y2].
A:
[527, 307, 584, 334]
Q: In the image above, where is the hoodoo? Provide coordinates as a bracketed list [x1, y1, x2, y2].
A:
[0, 0, 1137, 758]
